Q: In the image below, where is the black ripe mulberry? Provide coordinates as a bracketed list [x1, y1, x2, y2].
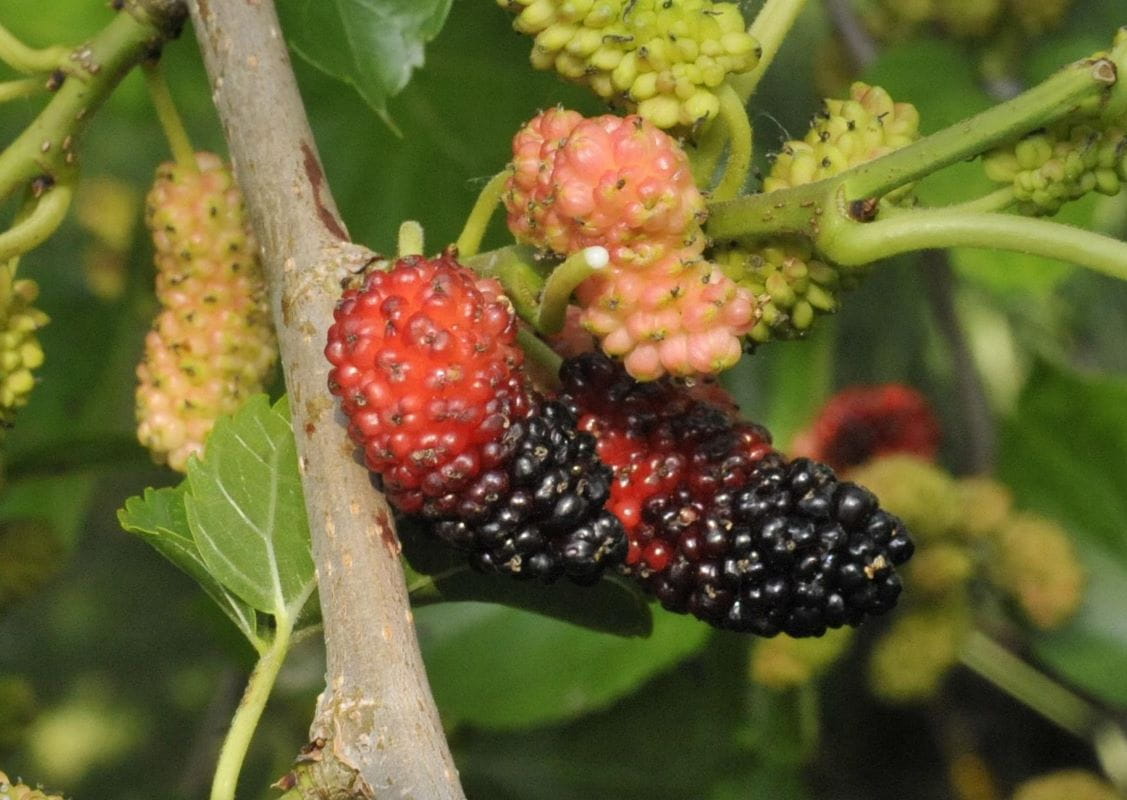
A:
[427, 399, 629, 584]
[560, 352, 914, 636]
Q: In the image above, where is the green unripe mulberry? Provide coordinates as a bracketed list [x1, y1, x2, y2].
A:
[983, 123, 1127, 216]
[765, 82, 920, 198]
[989, 513, 1084, 630]
[0, 270, 48, 438]
[750, 626, 854, 690]
[0, 771, 64, 800]
[714, 239, 853, 343]
[498, 0, 760, 128]
[869, 598, 971, 702]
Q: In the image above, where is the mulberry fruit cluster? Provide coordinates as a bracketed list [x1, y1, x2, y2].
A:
[0, 772, 63, 800]
[714, 239, 852, 344]
[789, 383, 942, 471]
[135, 153, 277, 472]
[505, 109, 756, 380]
[863, 0, 1074, 41]
[560, 352, 914, 637]
[764, 82, 920, 196]
[325, 252, 627, 583]
[0, 271, 48, 438]
[982, 123, 1127, 216]
[498, 0, 760, 129]
[850, 454, 1085, 702]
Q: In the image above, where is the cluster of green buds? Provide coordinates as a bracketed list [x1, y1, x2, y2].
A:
[0, 268, 48, 438]
[0, 771, 63, 800]
[497, 0, 760, 128]
[982, 123, 1127, 215]
[851, 457, 1084, 702]
[860, 0, 1074, 41]
[713, 239, 856, 343]
[764, 82, 920, 197]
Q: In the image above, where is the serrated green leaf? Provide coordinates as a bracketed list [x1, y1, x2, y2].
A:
[276, 0, 453, 123]
[119, 485, 261, 646]
[184, 395, 315, 618]
[416, 602, 710, 731]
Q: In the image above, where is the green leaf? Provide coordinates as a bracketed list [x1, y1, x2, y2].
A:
[416, 602, 710, 731]
[184, 395, 315, 618]
[1000, 361, 1127, 705]
[276, 0, 454, 123]
[999, 361, 1127, 562]
[119, 485, 261, 646]
[400, 517, 652, 637]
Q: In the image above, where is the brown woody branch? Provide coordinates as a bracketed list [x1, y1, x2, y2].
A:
[185, 1, 464, 796]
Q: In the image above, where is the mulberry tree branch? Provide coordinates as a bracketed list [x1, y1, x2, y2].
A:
[185, 1, 464, 797]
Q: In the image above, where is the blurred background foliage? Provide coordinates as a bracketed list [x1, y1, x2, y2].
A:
[0, 0, 1126, 798]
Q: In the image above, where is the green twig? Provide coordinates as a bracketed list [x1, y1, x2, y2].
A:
[819, 207, 1127, 282]
[707, 40, 1126, 242]
[0, 22, 69, 74]
[398, 220, 424, 257]
[711, 83, 754, 201]
[143, 62, 196, 171]
[465, 244, 545, 324]
[959, 631, 1095, 735]
[517, 327, 563, 388]
[731, 0, 810, 102]
[0, 184, 72, 263]
[939, 187, 1016, 215]
[456, 170, 509, 258]
[690, 112, 728, 189]
[536, 246, 608, 334]
[209, 608, 299, 800]
[0, 76, 46, 103]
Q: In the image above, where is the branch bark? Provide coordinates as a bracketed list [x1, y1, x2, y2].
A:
[185, 2, 464, 796]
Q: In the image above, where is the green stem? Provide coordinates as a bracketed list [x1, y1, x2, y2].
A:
[0, 22, 69, 74]
[143, 63, 196, 171]
[711, 83, 753, 202]
[940, 187, 1016, 215]
[0, 6, 172, 203]
[843, 48, 1123, 201]
[517, 327, 563, 388]
[819, 206, 1127, 281]
[209, 616, 294, 800]
[690, 113, 728, 189]
[456, 170, 509, 258]
[536, 246, 608, 334]
[398, 220, 424, 257]
[466, 244, 545, 324]
[958, 630, 1095, 738]
[0, 184, 72, 263]
[0, 77, 46, 103]
[731, 0, 810, 102]
[707, 39, 1126, 241]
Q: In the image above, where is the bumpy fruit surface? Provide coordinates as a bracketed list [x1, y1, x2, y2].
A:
[326, 251, 530, 515]
[0, 772, 63, 800]
[506, 110, 705, 261]
[990, 513, 1084, 630]
[868, 599, 970, 702]
[715, 239, 852, 343]
[0, 271, 48, 438]
[575, 245, 757, 380]
[1011, 770, 1121, 800]
[498, 0, 760, 128]
[750, 626, 853, 689]
[561, 353, 914, 637]
[983, 123, 1127, 216]
[790, 384, 942, 471]
[846, 456, 963, 543]
[136, 153, 277, 472]
[430, 399, 628, 583]
[506, 109, 756, 380]
[765, 82, 920, 197]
